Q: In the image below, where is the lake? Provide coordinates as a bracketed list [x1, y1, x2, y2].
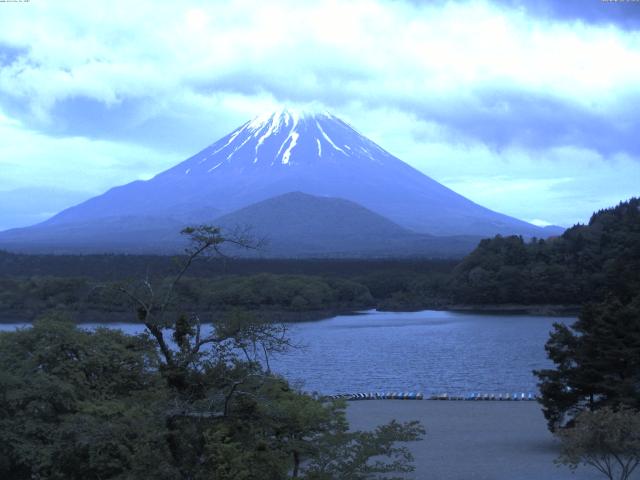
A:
[0, 309, 571, 396]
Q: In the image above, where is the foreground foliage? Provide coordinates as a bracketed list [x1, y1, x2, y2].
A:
[0, 226, 423, 479]
[0, 315, 423, 479]
[0, 316, 174, 479]
[535, 294, 640, 431]
[556, 407, 640, 480]
[528, 198, 640, 478]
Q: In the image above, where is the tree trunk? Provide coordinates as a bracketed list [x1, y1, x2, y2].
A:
[292, 450, 300, 478]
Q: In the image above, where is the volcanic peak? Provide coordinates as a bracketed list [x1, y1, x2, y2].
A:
[183, 107, 387, 172]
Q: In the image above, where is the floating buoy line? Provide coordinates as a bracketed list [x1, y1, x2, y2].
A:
[317, 392, 539, 401]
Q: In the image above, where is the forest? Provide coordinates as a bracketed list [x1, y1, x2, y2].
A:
[449, 198, 640, 305]
[1, 198, 638, 321]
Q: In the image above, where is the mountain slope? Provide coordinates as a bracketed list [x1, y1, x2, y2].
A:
[0, 192, 481, 257]
[216, 191, 410, 250]
[0, 216, 189, 254]
[214, 192, 480, 257]
[0, 107, 561, 254]
[37, 109, 552, 236]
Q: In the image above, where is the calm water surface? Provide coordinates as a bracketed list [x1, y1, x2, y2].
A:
[1, 309, 572, 396]
[272, 309, 572, 395]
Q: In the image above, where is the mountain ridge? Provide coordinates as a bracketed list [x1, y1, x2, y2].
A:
[0, 108, 563, 255]
[0, 191, 484, 257]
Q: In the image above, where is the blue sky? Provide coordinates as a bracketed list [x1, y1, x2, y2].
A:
[0, 0, 639, 231]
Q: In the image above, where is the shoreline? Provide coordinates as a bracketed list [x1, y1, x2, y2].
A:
[0, 307, 366, 324]
[376, 304, 580, 316]
[444, 303, 580, 316]
[0, 303, 579, 324]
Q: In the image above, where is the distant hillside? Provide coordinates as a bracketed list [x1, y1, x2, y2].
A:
[0, 191, 482, 258]
[449, 197, 640, 305]
[216, 191, 408, 256]
[0, 216, 190, 254]
[216, 192, 481, 258]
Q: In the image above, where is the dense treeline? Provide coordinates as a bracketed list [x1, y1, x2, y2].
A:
[0, 252, 456, 280]
[0, 274, 373, 321]
[0, 258, 457, 320]
[0, 271, 455, 321]
[1, 198, 638, 320]
[172, 274, 379, 317]
[0, 255, 457, 320]
[530, 199, 640, 434]
[449, 198, 640, 305]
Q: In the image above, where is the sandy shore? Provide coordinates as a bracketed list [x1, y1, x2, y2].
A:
[347, 401, 602, 480]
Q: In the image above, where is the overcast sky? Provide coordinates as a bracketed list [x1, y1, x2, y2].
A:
[1, 0, 639, 231]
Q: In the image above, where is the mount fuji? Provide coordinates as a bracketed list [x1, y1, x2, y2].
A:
[0, 108, 562, 256]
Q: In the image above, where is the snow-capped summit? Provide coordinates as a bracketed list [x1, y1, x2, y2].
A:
[171, 107, 390, 176]
[0, 108, 563, 255]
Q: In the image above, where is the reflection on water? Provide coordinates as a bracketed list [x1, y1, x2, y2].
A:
[1, 309, 573, 396]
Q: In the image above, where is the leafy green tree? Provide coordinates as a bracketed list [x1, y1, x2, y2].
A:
[535, 294, 640, 431]
[301, 415, 424, 480]
[0, 314, 176, 479]
[556, 407, 640, 480]
[132, 226, 424, 479]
